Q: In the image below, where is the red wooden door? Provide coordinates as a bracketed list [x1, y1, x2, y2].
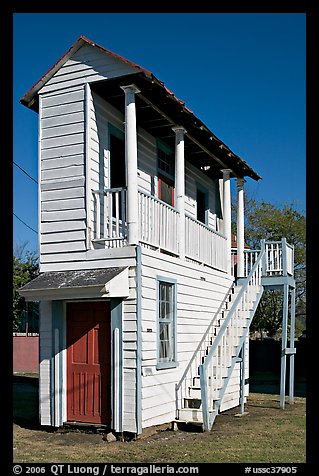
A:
[67, 301, 111, 425]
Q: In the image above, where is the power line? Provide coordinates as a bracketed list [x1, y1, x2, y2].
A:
[14, 161, 38, 184]
[13, 213, 38, 234]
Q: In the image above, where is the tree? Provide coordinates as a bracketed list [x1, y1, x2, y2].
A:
[13, 242, 39, 331]
[232, 194, 306, 338]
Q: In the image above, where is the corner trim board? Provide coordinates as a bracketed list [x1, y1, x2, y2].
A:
[136, 245, 142, 435]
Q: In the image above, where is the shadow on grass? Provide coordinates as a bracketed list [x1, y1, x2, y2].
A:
[13, 375, 42, 430]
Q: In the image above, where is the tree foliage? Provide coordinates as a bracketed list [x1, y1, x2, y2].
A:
[13, 242, 39, 331]
[232, 194, 306, 338]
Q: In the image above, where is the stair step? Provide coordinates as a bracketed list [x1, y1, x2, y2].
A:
[184, 397, 202, 409]
[188, 387, 220, 399]
[178, 408, 203, 423]
[193, 375, 226, 387]
[201, 351, 239, 364]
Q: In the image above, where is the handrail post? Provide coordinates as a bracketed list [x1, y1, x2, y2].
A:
[239, 342, 246, 414]
[261, 239, 266, 276]
[199, 364, 209, 431]
[280, 283, 289, 408]
[289, 286, 296, 404]
[282, 237, 287, 276]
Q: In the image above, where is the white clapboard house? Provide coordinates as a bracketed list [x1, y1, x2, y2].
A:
[19, 36, 296, 435]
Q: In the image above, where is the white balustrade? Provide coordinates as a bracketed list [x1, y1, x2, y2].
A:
[185, 214, 227, 272]
[138, 190, 179, 255]
[286, 243, 294, 276]
[92, 188, 127, 247]
[231, 241, 294, 278]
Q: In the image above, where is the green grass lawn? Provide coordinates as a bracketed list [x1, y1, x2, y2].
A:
[13, 389, 306, 464]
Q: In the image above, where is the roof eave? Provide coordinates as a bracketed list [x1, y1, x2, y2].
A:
[20, 36, 88, 110]
[19, 35, 152, 111]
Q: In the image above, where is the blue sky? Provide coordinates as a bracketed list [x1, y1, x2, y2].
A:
[13, 13, 306, 254]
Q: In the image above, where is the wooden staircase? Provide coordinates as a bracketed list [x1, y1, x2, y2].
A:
[175, 246, 265, 430]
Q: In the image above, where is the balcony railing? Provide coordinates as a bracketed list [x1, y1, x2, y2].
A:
[185, 215, 227, 272]
[91, 189, 293, 278]
[92, 187, 127, 247]
[231, 239, 294, 278]
[138, 190, 179, 255]
[92, 188, 228, 270]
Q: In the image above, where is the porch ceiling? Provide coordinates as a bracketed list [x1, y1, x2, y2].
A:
[91, 72, 261, 181]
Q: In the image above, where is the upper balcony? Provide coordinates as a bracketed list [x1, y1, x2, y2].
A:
[91, 186, 294, 284]
[91, 186, 228, 273]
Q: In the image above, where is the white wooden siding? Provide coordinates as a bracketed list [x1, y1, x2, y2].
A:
[39, 247, 136, 272]
[140, 246, 241, 429]
[39, 301, 52, 426]
[40, 86, 86, 270]
[40, 43, 138, 95]
[39, 44, 137, 268]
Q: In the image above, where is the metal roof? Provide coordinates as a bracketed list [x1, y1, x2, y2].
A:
[20, 35, 261, 181]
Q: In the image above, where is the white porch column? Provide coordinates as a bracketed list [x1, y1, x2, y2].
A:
[222, 169, 232, 275]
[172, 126, 186, 259]
[236, 178, 245, 277]
[120, 84, 141, 245]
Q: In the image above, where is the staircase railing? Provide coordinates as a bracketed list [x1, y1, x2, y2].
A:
[199, 241, 265, 430]
[175, 282, 235, 414]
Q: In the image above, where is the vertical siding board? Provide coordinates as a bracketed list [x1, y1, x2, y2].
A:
[85, 83, 91, 249]
[39, 301, 52, 426]
[38, 95, 43, 264]
[122, 264, 138, 433]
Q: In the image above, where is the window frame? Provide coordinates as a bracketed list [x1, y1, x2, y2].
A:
[108, 123, 126, 189]
[196, 182, 209, 225]
[157, 140, 175, 181]
[156, 140, 175, 207]
[156, 276, 178, 370]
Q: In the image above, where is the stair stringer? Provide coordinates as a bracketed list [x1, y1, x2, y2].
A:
[175, 245, 266, 431]
[214, 286, 264, 414]
[198, 284, 264, 431]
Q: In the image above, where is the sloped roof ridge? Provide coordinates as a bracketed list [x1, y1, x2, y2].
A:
[20, 35, 192, 114]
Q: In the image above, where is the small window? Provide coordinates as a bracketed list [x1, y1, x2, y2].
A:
[157, 141, 175, 207]
[158, 147, 174, 178]
[157, 279, 177, 369]
[196, 187, 208, 224]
